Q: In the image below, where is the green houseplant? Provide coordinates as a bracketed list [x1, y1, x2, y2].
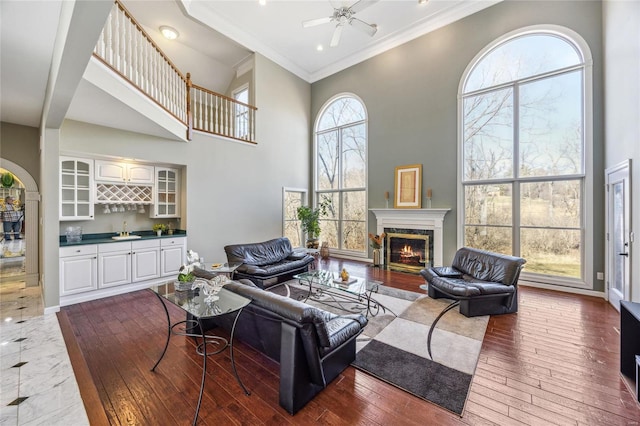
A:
[152, 223, 167, 236]
[297, 196, 331, 248]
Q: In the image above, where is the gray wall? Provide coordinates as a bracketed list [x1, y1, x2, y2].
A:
[1, 122, 41, 184]
[311, 0, 605, 290]
[603, 0, 640, 301]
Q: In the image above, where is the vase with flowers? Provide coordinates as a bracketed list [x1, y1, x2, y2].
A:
[368, 232, 385, 267]
[152, 223, 167, 236]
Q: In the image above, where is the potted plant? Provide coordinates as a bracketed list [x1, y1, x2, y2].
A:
[152, 223, 167, 236]
[368, 232, 386, 267]
[297, 196, 331, 249]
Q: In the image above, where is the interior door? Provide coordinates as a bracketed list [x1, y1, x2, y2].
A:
[606, 160, 632, 311]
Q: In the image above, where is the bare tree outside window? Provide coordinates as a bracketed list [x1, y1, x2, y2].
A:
[283, 189, 305, 247]
[462, 32, 585, 280]
[316, 96, 367, 254]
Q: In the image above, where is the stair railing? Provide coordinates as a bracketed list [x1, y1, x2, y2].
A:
[191, 82, 257, 144]
[92, 0, 257, 143]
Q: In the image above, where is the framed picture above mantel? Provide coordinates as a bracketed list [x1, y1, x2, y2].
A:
[394, 164, 422, 209]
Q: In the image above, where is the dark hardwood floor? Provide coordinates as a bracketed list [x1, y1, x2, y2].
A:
[58, 258, 640, 425]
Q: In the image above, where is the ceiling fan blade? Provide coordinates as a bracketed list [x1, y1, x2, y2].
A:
[329, 0, 349, 9]
[349, 0, 380, 14]
[302, 16, 333, 28]
[350, 18, 377, 37]
[330, 24, 344, 47]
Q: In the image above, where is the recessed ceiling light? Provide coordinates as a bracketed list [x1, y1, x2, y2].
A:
[259, 0, 267, 5]
[418, 0, 428, 4]
[317, 45, 324, 52]
[160, 26, 179, 40]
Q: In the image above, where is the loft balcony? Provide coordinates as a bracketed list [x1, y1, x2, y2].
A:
[67, 0, 256, 144]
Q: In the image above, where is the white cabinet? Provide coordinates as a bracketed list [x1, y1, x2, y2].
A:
[95, 160, 154, 184]
[60, 157, 94, 221]
[132, 239, 160, 282]
[59, 236, 186, 305]
[98, 242, 132, 288]
[60, 245, 98, 296]
[160, 237, 186, 276]
[152, 167, 180, 218]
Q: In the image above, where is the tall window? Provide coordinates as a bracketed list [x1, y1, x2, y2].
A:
[233, 85, 249, 139]
[315, 95, 367, 255]
[283, 188, 306, 247]
[460, 28, 591, 286]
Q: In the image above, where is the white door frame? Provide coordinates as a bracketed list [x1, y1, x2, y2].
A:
[605, 159, 632, 311]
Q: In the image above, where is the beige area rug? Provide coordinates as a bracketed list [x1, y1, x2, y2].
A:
[274, 281, 489, 415]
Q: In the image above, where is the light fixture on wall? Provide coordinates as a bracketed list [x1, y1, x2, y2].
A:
[160, 25, 179, 40]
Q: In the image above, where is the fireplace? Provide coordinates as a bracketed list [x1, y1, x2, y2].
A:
[370, 208, 450, 271]
[385, 229, 433, 273]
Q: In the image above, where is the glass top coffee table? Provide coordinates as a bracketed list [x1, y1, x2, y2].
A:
[292, 270, 395, 317]
[148, 282, 250, 426]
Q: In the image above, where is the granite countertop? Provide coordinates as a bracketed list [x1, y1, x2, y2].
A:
[59, 230, 187, 247]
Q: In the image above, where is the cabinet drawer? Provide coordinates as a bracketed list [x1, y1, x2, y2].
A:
[132, 239, 160, 250]
[98, 242, 131, 253]
[60, 245, 97, 257]
[161, 237, 185, 247]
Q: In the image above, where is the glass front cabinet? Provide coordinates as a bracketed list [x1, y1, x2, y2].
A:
[152, 167, 180, 218]
[60, 157, 94, 221]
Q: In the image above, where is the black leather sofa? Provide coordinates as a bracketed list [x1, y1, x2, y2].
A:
[224, 237, 314, 289]
[193, 276, 367, 415]
[420, 247, 526, 317]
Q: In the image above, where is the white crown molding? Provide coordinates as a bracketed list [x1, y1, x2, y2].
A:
[236, 55, 254, 78]
[309, 0, 502, 82]
[182, 0, 312, 82]
[182, 0, 501, 84]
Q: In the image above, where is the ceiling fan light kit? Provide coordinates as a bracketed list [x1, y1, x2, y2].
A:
[303, 0, 379, 47]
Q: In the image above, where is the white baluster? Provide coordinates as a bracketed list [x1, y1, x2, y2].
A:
[106, 10, 113, 65]
[132, 26, 138, 86]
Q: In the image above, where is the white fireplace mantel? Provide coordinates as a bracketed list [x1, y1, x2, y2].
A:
[370, 208, 450, 267]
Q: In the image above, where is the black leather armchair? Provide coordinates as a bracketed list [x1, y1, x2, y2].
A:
[420, 247, 526, 358]
[224, 237, 314, 289]
[420, 247, 526, 317]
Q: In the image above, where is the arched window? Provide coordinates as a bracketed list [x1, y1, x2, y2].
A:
[459, 26, 592, 288]
[315, 94, 368, 255]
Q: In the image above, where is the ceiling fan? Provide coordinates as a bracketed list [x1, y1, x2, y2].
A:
[303, 0, 379, 47]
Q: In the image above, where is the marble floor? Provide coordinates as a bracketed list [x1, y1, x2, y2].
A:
[0, 277, 88, 425]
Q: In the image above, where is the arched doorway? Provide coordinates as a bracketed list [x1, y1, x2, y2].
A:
[0, 159, 39, 286]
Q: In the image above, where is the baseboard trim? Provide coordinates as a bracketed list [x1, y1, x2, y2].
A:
[44, 305, 60, 315]
[519, 280, 605, 298]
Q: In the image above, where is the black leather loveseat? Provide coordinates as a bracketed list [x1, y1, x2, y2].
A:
[195, 276, 367, 415]
[224, 237, 314, 289]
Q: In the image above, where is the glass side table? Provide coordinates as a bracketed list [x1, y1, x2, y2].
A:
[149, 282, 250, 426]
[208, 262, 242, 279]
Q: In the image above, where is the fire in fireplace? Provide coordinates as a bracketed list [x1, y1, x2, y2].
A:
[384, 229, 433, 273]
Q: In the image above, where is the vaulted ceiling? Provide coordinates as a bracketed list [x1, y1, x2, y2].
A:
[0, 0, 501, 129]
